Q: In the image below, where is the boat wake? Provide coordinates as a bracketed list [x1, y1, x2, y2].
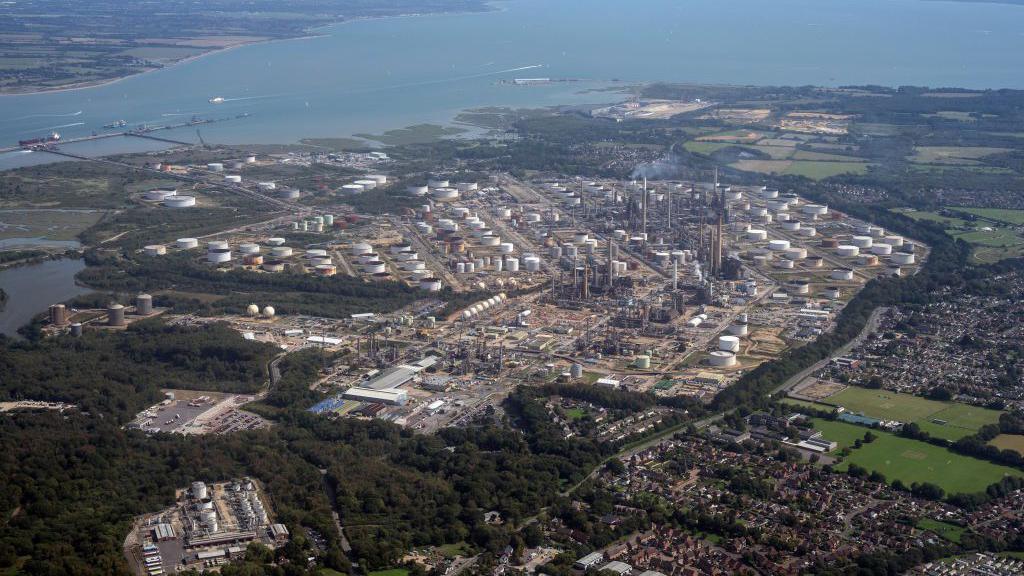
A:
[9, 110, 83, 121]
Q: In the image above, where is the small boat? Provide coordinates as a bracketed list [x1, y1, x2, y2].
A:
[103, 119, 127, 129]
[209, 97, 225, 104]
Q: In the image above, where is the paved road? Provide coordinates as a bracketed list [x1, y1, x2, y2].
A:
[773, 306, 887, 396]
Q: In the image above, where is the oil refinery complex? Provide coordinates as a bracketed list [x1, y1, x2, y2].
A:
[58, 154, 925, 442]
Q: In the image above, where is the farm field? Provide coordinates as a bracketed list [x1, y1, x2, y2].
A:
[989, 434, 1024, 455]
[909, 146, 1011, 165]
[813, 419, 1022, 495]
[816, 387, 1002, 441]
[729, 159, 869, 179]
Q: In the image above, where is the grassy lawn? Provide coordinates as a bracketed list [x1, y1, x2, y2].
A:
[565, 407, 587, 420]
[916, 518, 966, 543]
[824, 387, 1002, 441]
[434, 542, 472, 558]
[989, 434, 1024, 455]
[319, 570, 348, 576]
[813, 419, 1022, 494]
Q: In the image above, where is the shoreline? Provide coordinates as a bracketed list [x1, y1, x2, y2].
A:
[0, 7, 494, 98]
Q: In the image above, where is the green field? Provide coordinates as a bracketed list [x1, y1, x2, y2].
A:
[892, 208, 1024, 263]
[909, 146, 1011, 165]
[989, 434, 1024, 455]
[683, 141, 733, 155]
[813, 419, 1021, 494]
[823, 387, 1002, 441]
[955, 207, 1024, 226]
[916, 518, 966, 543]
[782, 398, 835, 413]
[730, 159, 869, 179]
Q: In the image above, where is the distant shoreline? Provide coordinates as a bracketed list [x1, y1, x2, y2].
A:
[0, 7, 493, 98]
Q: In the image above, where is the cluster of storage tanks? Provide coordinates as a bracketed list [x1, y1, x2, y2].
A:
[245, 303, 277, 318]
[293, 213, 335, 233]
[340, 174, 387, 195]
[459, 293, 508, 321]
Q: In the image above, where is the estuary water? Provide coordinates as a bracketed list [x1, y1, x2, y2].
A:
[1, 0, 1024, 168]
[0, 259, 93, 337]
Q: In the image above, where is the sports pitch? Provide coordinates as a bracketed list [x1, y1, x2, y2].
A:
[813, 419, 1021, 494]
[820, 387, 1002, 441]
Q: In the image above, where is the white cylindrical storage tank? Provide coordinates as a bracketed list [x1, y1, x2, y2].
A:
[245, 155, 257, 164]
[777, 258, 795, 269]
[354, 179, 378, 190]
[505, 257, 520, 272]
[806, 256, 824, 268]
[852, 235, 874, 248]
[891, 252, 915, 265]
[768, 200, 789, 212]
[498, 242, 514, 254]
[456, 182, 478, 192]
[341, 184, 364, 195]
[390, 243, 413, 255]
[635, 355, 651, 370]
[144, 244, 166, 256]
[719, 335, 740, 352]
[427, 178, 449, 188]
[192, 482, 208, 500]
[402, 260, 426, 272]
[420, 278, 442, 292]
[257, 181, 276, 192]
[800, 226, 817, 237]
[224, 175, 242, 184]
[357, 253, 379, 264]
[207, 240, 229, 251]
[885, 235, 905, 248]
[177, 237, 199, 250]
[145, 189, 177, 201]
[869, 226, 885, 238]
[456, 262, 466, 274]
[836, 245, 860, 257]
[728, 322, 749, 337]
[761, 188, 779, 200]
[351, 242, 373, 256]
[306, 249, 328, 258]
[822, 286, 841, 299]
[747, 229, 768, 241]
[238, 243, 260, 255]
[262, 306, 275, 318]
[315, 264, 337, 276]
[775, 212, 791, 222]
[769, 239, 791, 251]
[480, 235, 501, 247]
[573, 232, 589, 244]
[784, 247, 807, 260]
[708, 351, 737, 367]
[725, 189, 742, 201]
[206, 162, 224, 172]
[164, 195, 196, 208]
[407, 185, 429, 196]
[781, 221, 801, 232]
[309, 257, 332, 266]
[432, 188, 459, 201]
[363, 261, 386, 274]
[265, 237, 286, 246]
[208, 249, 231, 263]
[523, 256, 541, 272]
[871, 243, 893, 255]
[366, 174, 388, 185]
[803, 204, 828, 216]
[749, 207, 768, 217]
[787, 280, 810, 294]
[465, 262, 476, 273]
[270, 246, 293, 258]
[831, 268, 855, 281]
